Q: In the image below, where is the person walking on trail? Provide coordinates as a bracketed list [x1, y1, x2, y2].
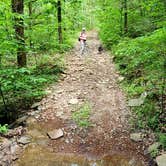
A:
[79, 28, 87, 55]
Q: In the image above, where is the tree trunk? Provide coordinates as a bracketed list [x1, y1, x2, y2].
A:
[12, 0, 26, 67]
[28, 1, 33, 48]
[124, 0, 128, 34]
[120, 1, 123, 35]
[57, 0, 62, 44]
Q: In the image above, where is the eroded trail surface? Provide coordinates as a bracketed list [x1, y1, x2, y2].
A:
[15, 31, 149, 166]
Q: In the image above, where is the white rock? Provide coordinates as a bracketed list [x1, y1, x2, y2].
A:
[56, 89, 64, 94]
[128, 92, 147, 107]
[31, 102, 40, 109]
[130, 133, 143, 142]
[156, 154, 166, 166]
[17, 136, 31, 145]
[56, 111, 64, 117]
[47, 129, 64, 140]
[68, 98, 79, 105]
[118, 76, 125, 82]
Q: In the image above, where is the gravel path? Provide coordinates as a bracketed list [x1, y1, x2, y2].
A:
[14, 31, 151, 166]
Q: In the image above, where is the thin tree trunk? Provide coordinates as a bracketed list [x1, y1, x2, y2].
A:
[0, 84, 8, 112]
[28, 1, 33, 48]
[120, 1, 123, 35]
[57, 0, 62, 44]
[124, 0, 128, 34]
[12, 0, 26, 67]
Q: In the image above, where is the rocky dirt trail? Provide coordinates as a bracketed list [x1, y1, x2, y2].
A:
[1, 31, 154, 166]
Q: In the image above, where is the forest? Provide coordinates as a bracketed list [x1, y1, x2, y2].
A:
[0, 0, 166, 161]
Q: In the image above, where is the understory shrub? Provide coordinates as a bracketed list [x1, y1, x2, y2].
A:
[112, 28, 166, 133]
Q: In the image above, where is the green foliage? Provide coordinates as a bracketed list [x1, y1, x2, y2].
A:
[0, 54, 64, 124]
[96, 0, 166, 47]
[112, 28, 166, 132]
[96, 0, 121, 48]
[150, 148, 159, 158]
[72, 102, 91, 128]
[158, 133, 166, 150]
[0, 124, 8, 134]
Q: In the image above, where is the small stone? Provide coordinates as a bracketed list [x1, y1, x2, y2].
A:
[0, 138, 11, 149]
[56, 111, 64, 117]
[118, 76, 125, 82]
[129, 158, 137, 165]
[71, 164, 78, 166]
[57, 89, 64, 94]
[130, 133, 143, 142]
[128, 92, 147, 107]
[31, 102, 40, 109]
[148, 142, 161, 154]
[156, 154, 166, 166]
[47, 129, 64, 140]
[45, 90, 52, 94]
[10, 143, 20, 154]
[68, 98, 79, 105]
[0, 151, 4, 160]
[17, 136, 31, 145]
[65, 139, 70, 144]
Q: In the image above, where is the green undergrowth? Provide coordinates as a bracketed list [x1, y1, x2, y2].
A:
[72, 102, 91, 128]
[112, 28, 166, 147]
[0, 54, 65, 124]
[0, 124, 8, 134]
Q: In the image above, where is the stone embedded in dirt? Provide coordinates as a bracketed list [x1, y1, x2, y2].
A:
[47, 129, 64, 140]
[156, 154, 166, 166]
[128, 98, 144, 107]
[71, 164, 79, 166]
[128, 92, 147, 107]
[129, 157, 137, 165]
[65, 139, 70, 144]
[17, 135, 32, 145]
[68, 98, 79, 105]
[0, 137, 13, 165]
[0, 151, 4, 160]
[10, 143, 22, 160]
[31, 102, 40, 109]
[130, 133, 143, 142]
[45, 90, 52, 94]
[56, 111, 64, 117]
[118, 76, 125, 82]
[56, 89, 64, 94]
[0, 138, 11, 150]
[11, 143, 20, 154]
[148, 142, 161, 154]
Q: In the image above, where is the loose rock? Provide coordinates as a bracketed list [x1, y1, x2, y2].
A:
[31, 102, 40, 109]
[68, 98, 79, 105]
[17, 135, 31, 145]
[156, 153, 166, 166]
[47, 129, 64, 140]
[130, 133, 143, 142]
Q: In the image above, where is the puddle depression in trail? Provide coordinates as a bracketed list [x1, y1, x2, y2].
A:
[15, 145, 143, 166]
